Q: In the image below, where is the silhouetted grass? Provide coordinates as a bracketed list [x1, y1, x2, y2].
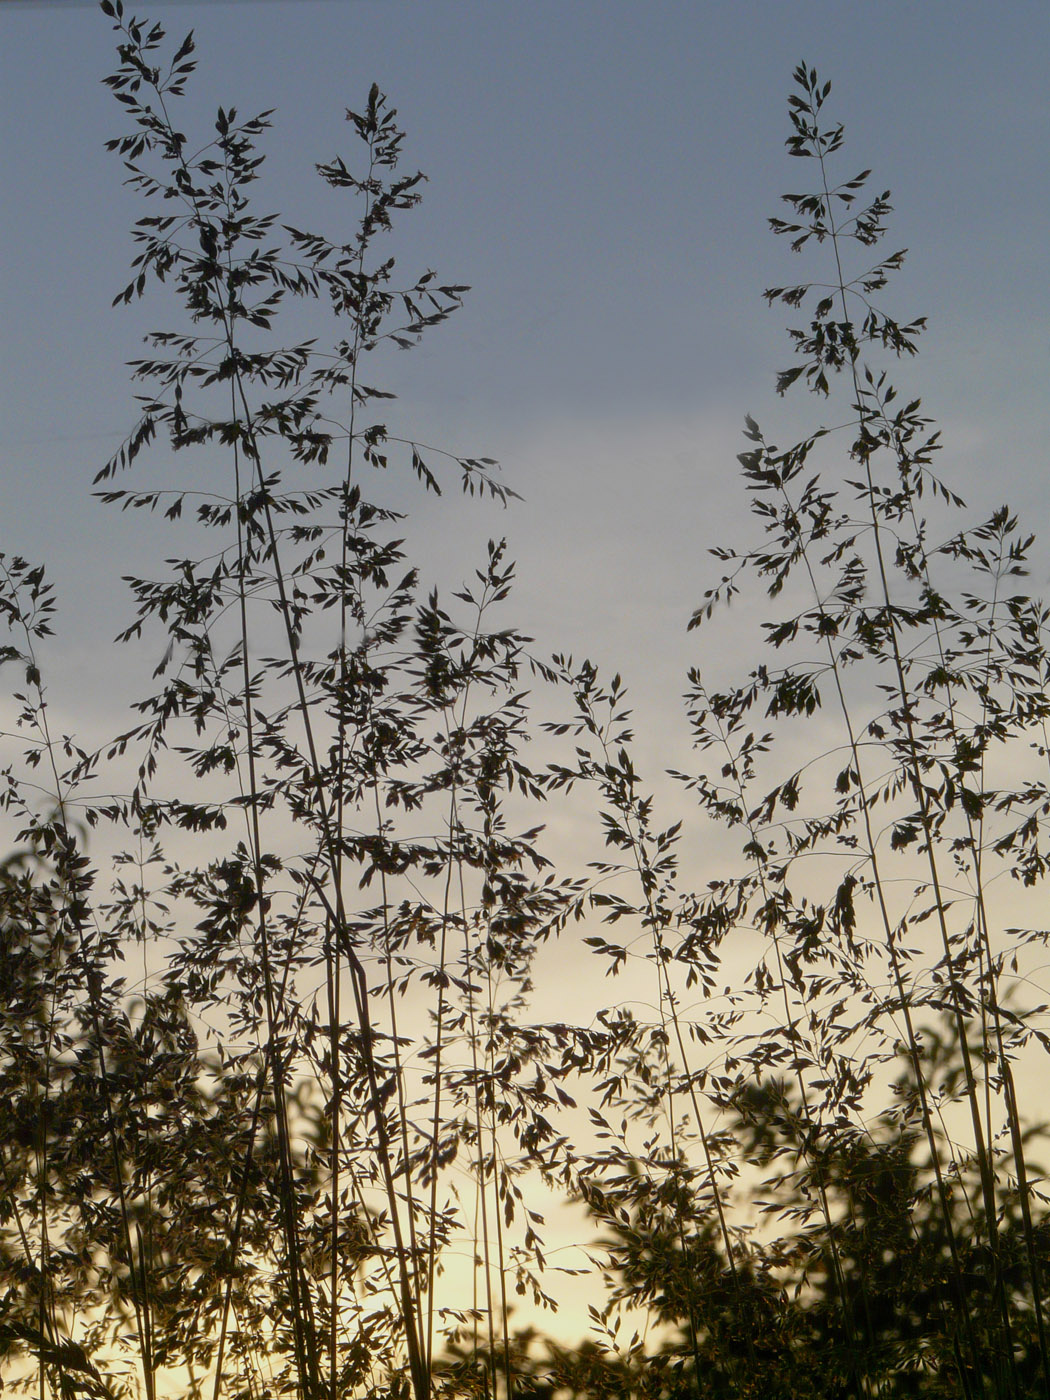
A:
[2, 12, 1050, 1400]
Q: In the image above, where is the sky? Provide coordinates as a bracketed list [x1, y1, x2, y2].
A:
[3, 0, 1049, 765]
[3, 0, 1050, 1352]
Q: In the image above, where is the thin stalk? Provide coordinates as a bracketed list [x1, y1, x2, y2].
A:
[372, 782, 424, 1307]
[138, 68, 432, 1391]
[211, 1054, 268, 1400]
[3, 560, 158, 1400]
[327, 127, 376, 1400]
[480, 906, 513, 1400]
[748, 465, 985, 1398]
[229, 393, 320, 1400]
[815, 132, 1018, 1392]
[424, 839, 456, 1374]
[582, 706, 754, 1389]
[878, 384, 1050, 1387]
[698, 693, 881, 1398]
[456, 829, 499, 1400]
[325, 928, 342, 1400]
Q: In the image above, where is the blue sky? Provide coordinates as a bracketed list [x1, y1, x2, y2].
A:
[3, 2, 1048, 747]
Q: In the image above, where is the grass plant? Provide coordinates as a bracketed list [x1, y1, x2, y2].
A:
[3, 11, 1050, 1399]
